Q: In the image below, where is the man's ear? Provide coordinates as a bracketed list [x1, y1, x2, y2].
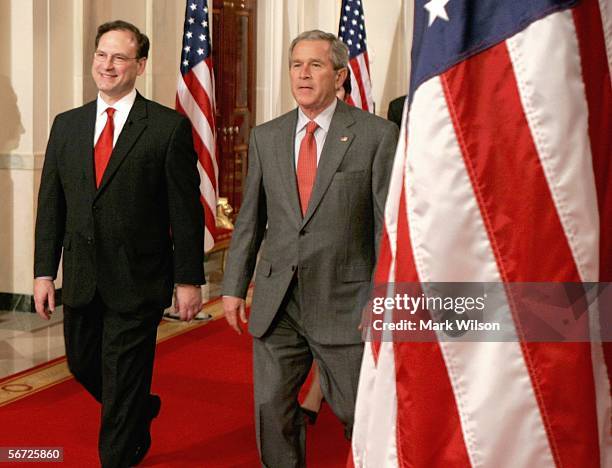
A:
[336, 67, 348, 86]
[137, 57, 148, 76]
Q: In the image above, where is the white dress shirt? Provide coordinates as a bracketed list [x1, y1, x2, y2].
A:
[294, 98, 338, 168]
[94, 89, 137, 147]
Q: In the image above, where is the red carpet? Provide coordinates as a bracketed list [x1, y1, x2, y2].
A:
[0, 318, 350, 467]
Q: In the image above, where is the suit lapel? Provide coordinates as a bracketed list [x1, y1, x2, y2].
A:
[274, 109, 303, 221]
[95, 93, 148, 199]
[78, 101, 98, 197]
[302, 100, 355, 226]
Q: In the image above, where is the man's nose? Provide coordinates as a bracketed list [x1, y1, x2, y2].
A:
[102, 56, 114, 68]
[299, 65, 311, 78]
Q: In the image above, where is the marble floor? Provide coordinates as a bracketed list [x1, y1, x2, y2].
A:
[0, 251, 226, 380]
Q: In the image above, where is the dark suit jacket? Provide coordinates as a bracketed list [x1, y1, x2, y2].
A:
[222, 100, 398, 344]
[387, 95, 407, 128]
[34, 93, 204, 312]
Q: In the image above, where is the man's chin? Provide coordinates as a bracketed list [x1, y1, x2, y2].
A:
[95, 83, 114, 93]
[295, 98, 316, 109]
[95, 77, 119, 89]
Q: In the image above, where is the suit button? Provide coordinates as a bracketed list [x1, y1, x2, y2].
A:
[299, 230, 306, 236]
[291, 265, 296, 272]
[92, 205, 98, 212]
[87, 237, 93, 245]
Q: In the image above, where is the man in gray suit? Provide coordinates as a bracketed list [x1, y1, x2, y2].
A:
[222, 30, 398, 467]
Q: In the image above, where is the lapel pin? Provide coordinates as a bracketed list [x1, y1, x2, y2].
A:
[340, 136, 349, 142]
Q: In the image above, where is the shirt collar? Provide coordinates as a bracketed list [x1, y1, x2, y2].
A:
[96, 88, 137, 116]
[297, 98, 338, 134]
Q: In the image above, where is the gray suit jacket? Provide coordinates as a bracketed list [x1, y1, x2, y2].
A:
[222, 99, 398, 344]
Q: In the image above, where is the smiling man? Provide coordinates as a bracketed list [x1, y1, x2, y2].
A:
[222, 30, 398, 467]
[34, 20, 204, 467]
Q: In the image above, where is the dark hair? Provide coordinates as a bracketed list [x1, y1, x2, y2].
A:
[95, 20, 150, 59]
[343, 67, 352, 96]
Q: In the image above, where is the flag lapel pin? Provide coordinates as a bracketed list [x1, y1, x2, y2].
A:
[340, 136, 349, 142]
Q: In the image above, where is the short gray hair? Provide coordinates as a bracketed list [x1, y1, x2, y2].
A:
[288, 30, 349, 70]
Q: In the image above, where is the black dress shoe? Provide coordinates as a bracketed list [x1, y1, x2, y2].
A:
[300, 406, 319, 425]
[130, 395, 161, 466]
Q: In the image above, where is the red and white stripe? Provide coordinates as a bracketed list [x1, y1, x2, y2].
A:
[352, 1, 612, 466]
[348, 52, 375, 112]
[176, 57, 218, 252]
[352, 112, 409, 465]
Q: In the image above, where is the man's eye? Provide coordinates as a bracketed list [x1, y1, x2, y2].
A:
[114, 56, 127, 63]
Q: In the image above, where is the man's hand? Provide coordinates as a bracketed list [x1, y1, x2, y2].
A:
[175, 285, 202, 321]
[34, 278, 55, 320]
[223, 295, 247, 335]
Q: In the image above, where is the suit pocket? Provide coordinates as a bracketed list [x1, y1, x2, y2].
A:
[132, 239, 164, 255]
[340, 264, 372, 283]
[256, 259, 272, 278]
[333, 170, 366, 182]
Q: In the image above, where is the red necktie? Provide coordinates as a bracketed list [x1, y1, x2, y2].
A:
[296, 121, 318, 215]
[94, 107, 116, 188]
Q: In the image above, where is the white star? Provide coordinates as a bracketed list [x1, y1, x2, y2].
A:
[184, 46, 191, 52]
[354, 9, 359, 15]
[424, 0, 450, 27]
[350, 30, 354, 35]
[352, 19, 357, 25]
[360, 24, 364, 30]
[356, 44, 361, 50]
[182, 59, 189, 66]
[204, 6, 208, 12]
[357, 0, 361, 4]
[358, 34, 362, 39]
[197, 48, 204, 55]
[342, 15, 347, 21]
[345, 5, 350, 11]
[341, 26, 346, 32]
[190, 3, 197, 10]
[347, 39, 353, 46]
[188, 17, 195, 24]
[199, 34, 206, 41]
[186, 31, 193, 39]
[202, 20, 208, 27]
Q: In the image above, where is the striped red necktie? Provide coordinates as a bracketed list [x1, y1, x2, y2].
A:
[296, 121, 318, 216]
[94, 107, 116, 188]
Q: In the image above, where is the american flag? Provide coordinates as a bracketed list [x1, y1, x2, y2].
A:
[176, 0, 218, 252]
[351, 0, 611, 466]
[338, 0, 374, 112]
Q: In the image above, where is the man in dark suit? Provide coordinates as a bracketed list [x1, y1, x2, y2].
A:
[33, 20, 204, 468]
[222, 30, 398, 467]
[387, 94, 407, 128]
